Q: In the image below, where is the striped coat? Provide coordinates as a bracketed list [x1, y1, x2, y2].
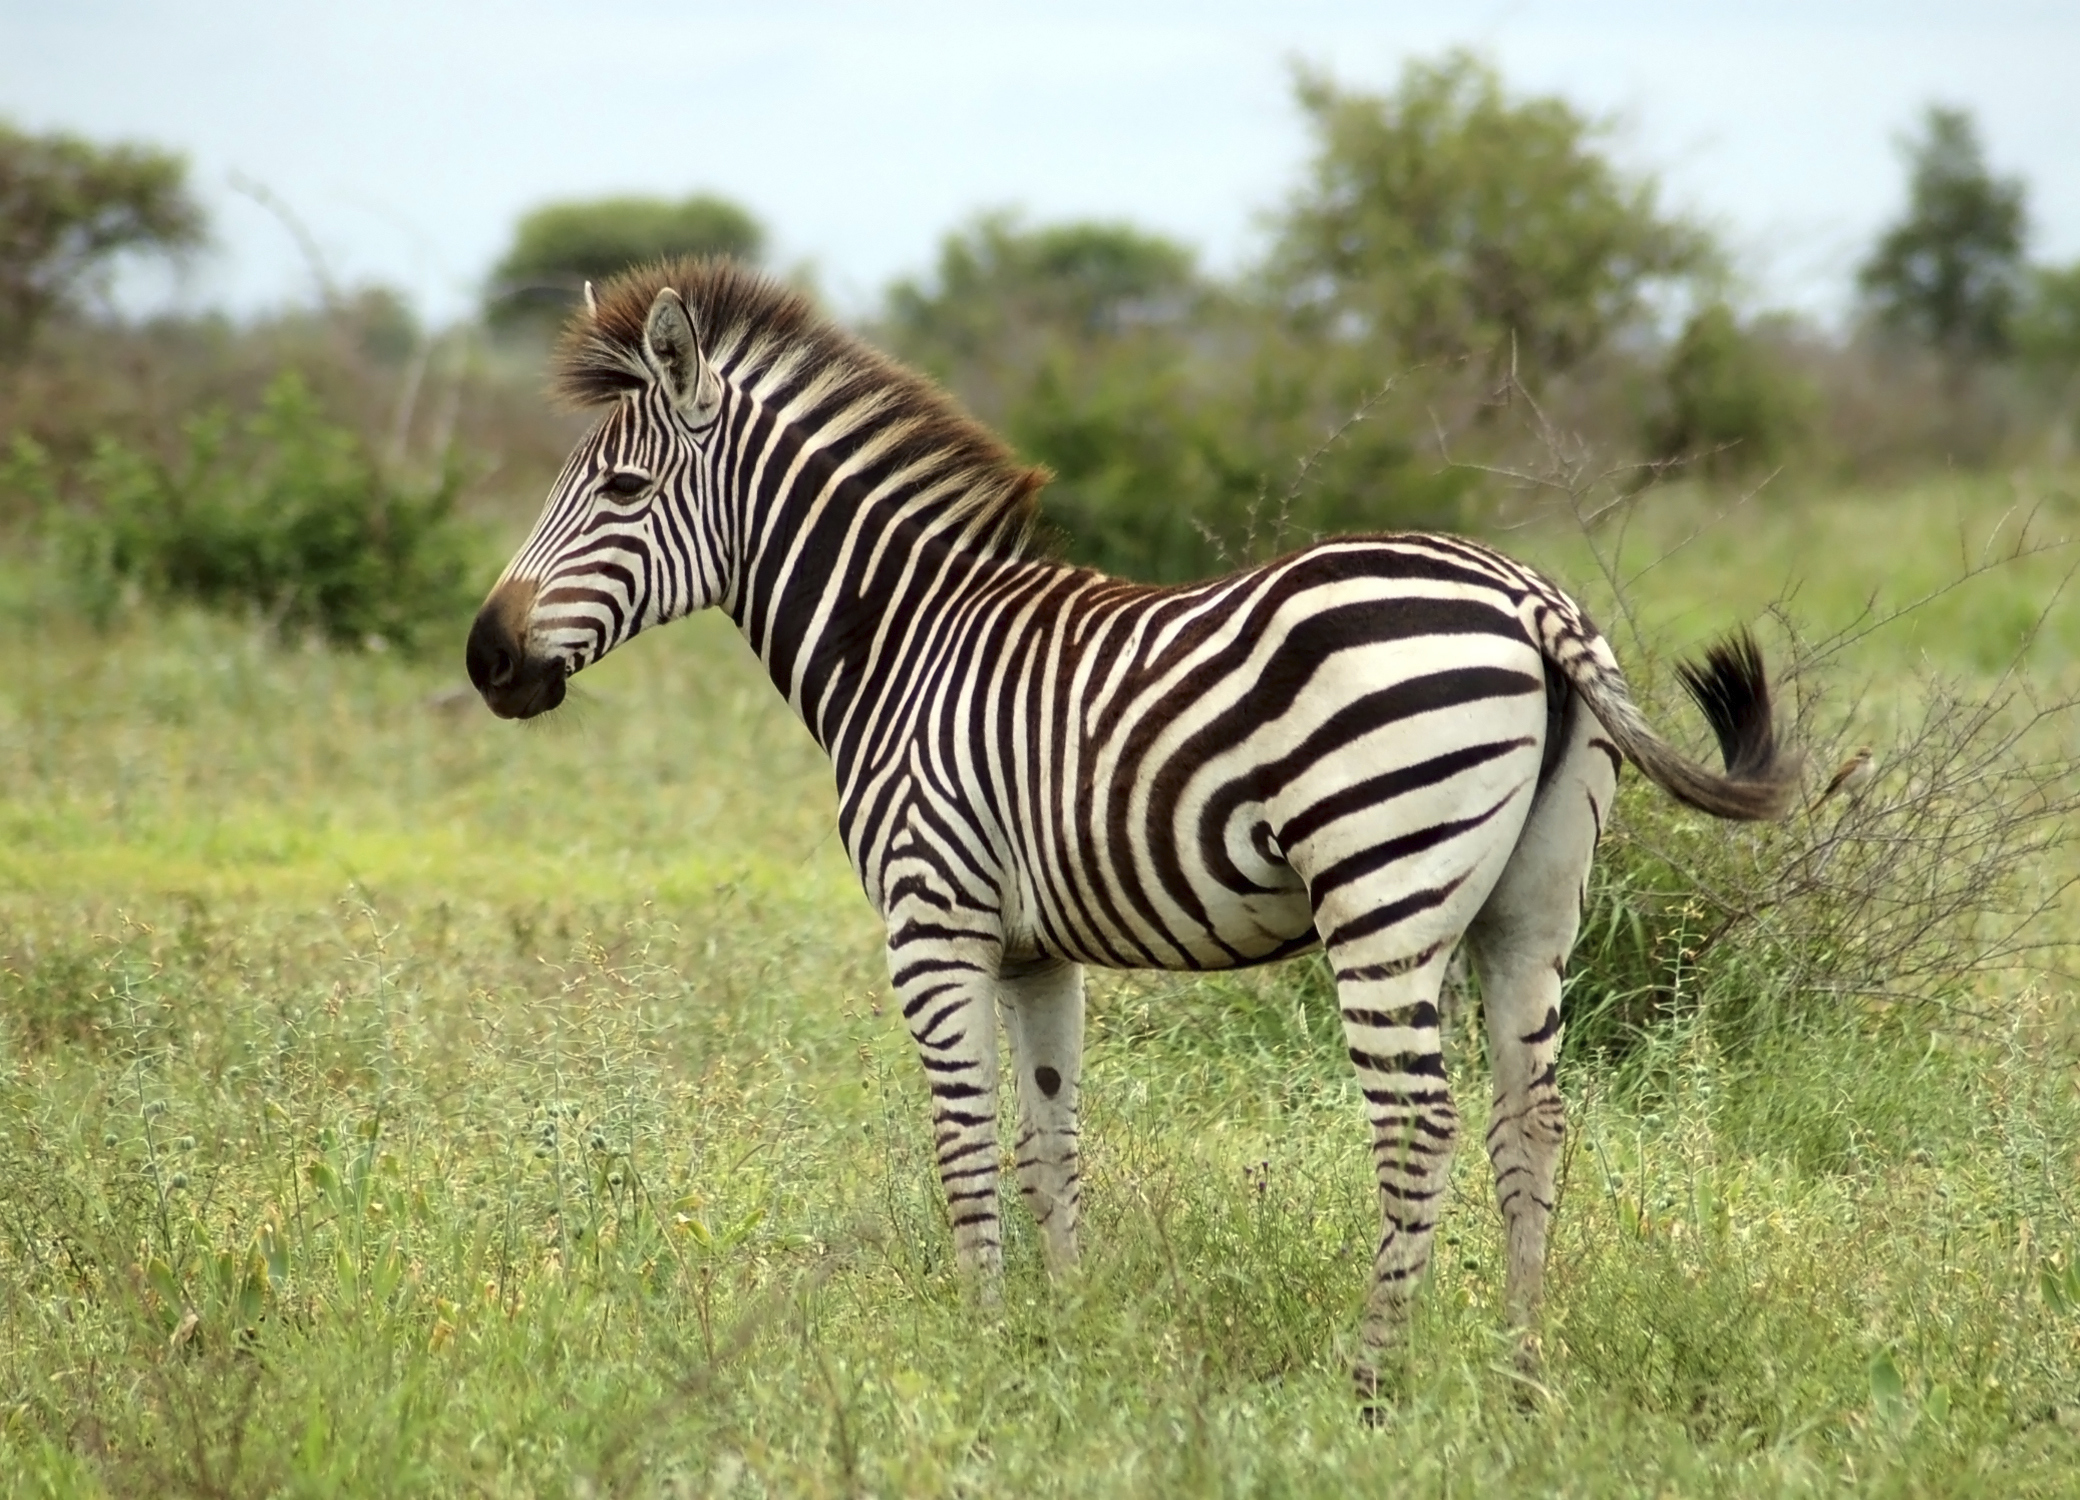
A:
[467, 260, 1799, 1397]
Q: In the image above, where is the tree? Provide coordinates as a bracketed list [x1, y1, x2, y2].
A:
[886, 212, 1201, 371]
[484, 194, 763, 332]
[882, 215, 1235, 577]
[0, 122, 205, 358]
[882, 212, 1205, 431]
[881, 213, 1472, 583]
[1265, 52, 1716, 376]
[1645, 304, 1810, 478]
[1858, 106, 2026, 363]
[2014, 260, 2080, 377]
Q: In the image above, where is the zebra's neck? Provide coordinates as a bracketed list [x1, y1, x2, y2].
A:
[719, 407, 1056, 775]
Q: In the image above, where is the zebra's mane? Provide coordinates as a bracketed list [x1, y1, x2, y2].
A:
[554, 257, 1048, 559]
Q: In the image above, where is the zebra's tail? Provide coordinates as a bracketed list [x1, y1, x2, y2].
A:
[1561, 628, 1803, 822]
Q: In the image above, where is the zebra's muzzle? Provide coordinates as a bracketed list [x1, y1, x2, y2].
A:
[466, 583, 568, 720]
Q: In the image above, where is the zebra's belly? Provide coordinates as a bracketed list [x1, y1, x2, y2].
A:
[1013, 863, 1319, 972]
[1192, 885, 1321, 968]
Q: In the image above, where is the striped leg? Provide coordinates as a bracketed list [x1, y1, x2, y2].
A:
[1466, 708, 1617, 1377]
[887, 918, 1005, 1283]
[1000, 957, 1086, 1272]
[1331, 941, 1461, 1398]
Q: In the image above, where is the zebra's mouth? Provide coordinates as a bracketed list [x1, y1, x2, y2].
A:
[466, 584, 568, 719]
[477, 657, 567, 720]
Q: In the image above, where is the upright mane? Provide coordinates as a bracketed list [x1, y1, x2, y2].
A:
[552, 257, 1049, 558]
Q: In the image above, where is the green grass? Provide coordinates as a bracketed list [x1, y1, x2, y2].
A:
[1523, 470, 2080, 679]
[2, 477, 2079, 1496]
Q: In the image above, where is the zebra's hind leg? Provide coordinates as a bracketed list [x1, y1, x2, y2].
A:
[1465, 707, 1616, 1382]
[1328, 939, 1462, 1402]
[999, 957, 1086, 1272]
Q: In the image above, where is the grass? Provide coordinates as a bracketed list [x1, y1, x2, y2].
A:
[2, 474, 2078, 1496]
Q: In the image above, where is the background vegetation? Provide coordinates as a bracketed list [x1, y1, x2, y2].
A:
[484, 194, 767, 336]
[1, 49, 2077, 1497]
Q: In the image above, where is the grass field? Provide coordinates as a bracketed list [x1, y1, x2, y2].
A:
[3, 473, 2078, 1496]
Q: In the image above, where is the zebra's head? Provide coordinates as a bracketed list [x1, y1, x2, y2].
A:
[468, 285, 726, 719]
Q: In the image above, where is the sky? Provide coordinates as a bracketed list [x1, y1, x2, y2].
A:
[4, 0, 2076, 329]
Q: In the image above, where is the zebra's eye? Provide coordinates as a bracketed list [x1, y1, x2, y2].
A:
[601, 470, 651, 499]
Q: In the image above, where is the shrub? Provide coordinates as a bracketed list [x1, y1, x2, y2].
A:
[21, 370, 476, 650]
[1643, 304, 1811, 478]
[882, 213, 1479, 581]
[1564, 588, 2078, 1069]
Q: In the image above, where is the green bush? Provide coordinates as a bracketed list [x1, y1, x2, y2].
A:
[882, 214, 1478, 582]
[1562, 635, 2076, 1071]
[2016, 260, 2080, 378]
[1644, 304, 1811, 478]
[16, 370, 476, 650]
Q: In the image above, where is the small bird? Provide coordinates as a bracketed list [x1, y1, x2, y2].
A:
[1809, 745, 1875, 811]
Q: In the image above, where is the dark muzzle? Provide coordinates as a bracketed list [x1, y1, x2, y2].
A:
[466, 581, 568, 719]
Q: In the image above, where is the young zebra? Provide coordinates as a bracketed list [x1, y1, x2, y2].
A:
[467, 260, 1801, 1395]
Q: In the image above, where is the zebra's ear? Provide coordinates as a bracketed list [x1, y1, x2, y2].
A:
[642, 287, 721, 427]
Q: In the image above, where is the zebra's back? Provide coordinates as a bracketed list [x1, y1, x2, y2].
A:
[875, 532, 1580, 975]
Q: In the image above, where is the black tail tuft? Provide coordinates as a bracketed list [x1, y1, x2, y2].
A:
[1566, 624, 1802, 822]
[1675, 630, 1782, 780]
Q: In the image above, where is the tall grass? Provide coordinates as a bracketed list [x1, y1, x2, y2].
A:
[2, 477, 2078, 1495]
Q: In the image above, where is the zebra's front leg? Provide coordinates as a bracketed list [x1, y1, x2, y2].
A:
[1000, 956, 1085, 1272]
[1330, 941, 1461, 1401]
[888, 931, 1005, 1283]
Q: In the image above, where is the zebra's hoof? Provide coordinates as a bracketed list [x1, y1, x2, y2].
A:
[1512, 1330, 1544, 1380]
[1351, 1359, 1400, 1416]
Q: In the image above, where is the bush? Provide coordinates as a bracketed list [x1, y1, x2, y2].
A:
[2016, 260, 2080, 374]
[15, 370, 477, 650]
[882, 214, 1479, 581]
[1564, 597, 2078, 1069]
[1643, 304, 1811, 478]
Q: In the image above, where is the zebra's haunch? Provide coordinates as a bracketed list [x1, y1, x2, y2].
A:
[466, 258, 1801, 1398]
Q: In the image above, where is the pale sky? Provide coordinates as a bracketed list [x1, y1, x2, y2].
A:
[4, 1, 2076, 328]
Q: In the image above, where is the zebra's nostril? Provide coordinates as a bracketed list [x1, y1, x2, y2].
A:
[466, 600, 529, 698]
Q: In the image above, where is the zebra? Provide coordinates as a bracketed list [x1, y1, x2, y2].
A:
[466, 259, 1800, 1396]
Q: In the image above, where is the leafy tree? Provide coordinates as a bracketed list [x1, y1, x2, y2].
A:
[882, 213, 1471, 582]
[1645, 304, 1810, 478]
[0, 122, 205, 358]
[2014, 260, 2080, 377]
[485, 194, 763, 331]
[882, 213, 1206, 446]
[883, 215, 1236, 576]
[1858, 106, 2026, 362]
[1265, 51, 1716, 376]
[886, 212, 1201, 372]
